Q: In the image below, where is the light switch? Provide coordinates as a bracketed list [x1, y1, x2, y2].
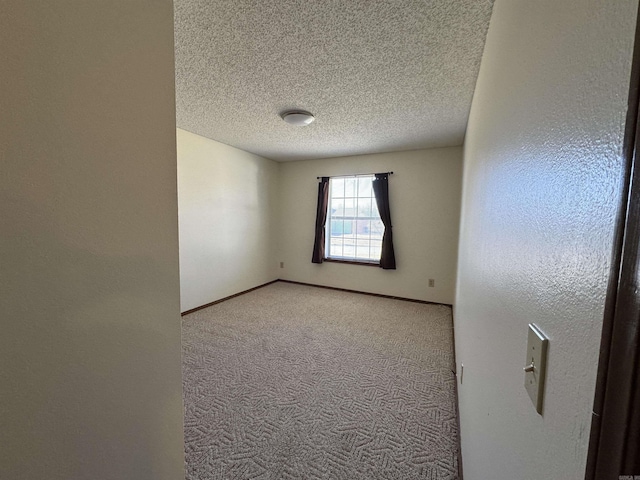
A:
[524, 323, 549, 415]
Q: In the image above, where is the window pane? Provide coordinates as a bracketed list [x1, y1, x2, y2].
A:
[330, 238, 343, 257]
[357, 198, 372, 217]
[330, 199, 344, 216]
[370, 241, 382, 259]
[371, 219, 384, 237]
[356, 219, 370, 235]
[371, 199, 380, 217]
[343, 242, 356, 258]
[344, 198, 355, 217]
[358, 176, 372, 197]
[345, 178, 356, 197]
[331, 178, 344, 198]
[330, 219, 343, 236]
[356, 244, 370, 259]
[343, 219, 354, 235]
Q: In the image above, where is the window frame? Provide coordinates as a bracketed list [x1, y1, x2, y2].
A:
[323, 174, 383, 266]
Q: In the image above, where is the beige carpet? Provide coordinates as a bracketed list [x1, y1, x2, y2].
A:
[182, 282, 460, 479]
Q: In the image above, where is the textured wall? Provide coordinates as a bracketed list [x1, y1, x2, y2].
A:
[455, 0, 637, 478]
[177, 129, 279, 311]
[278, 148, 463, 304]
[0, 2, 184, 479]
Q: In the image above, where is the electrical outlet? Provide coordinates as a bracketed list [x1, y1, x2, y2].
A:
[280, 262, 284, 268]
[428, 279, 435, 287]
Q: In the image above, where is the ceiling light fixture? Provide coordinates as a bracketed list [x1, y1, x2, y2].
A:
[281, 110, 315, 126]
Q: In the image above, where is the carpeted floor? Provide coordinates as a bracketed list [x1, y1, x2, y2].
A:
[182, 281, 460, 479]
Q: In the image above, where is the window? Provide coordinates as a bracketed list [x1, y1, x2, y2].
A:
[325, 174, 384, 263]
[312, 172, 395, 269]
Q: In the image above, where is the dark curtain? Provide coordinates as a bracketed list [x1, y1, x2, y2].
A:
[312, 177, 330, 263]
[372, 173, 396, 269]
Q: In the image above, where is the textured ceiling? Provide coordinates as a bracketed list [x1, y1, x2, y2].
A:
[174, 0, 495, 162]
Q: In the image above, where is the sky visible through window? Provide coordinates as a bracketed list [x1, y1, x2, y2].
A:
[326, 175, 384, 262]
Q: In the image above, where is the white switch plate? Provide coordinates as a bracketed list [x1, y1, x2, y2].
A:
[524, 323, 549, 415]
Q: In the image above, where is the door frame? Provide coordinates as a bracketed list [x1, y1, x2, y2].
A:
[585, 5, 640, 478]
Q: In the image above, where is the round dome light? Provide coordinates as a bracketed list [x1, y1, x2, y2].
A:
[281, 110, 315, 126]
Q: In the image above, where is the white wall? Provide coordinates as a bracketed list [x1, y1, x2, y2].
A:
[0, 2, 184, 479]
[455, 1, 637, 479]
[278, 148, 462, 304]
[177, 129, 279, 312]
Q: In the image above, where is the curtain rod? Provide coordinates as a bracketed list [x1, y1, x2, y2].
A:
[316, 172, 393, 179]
